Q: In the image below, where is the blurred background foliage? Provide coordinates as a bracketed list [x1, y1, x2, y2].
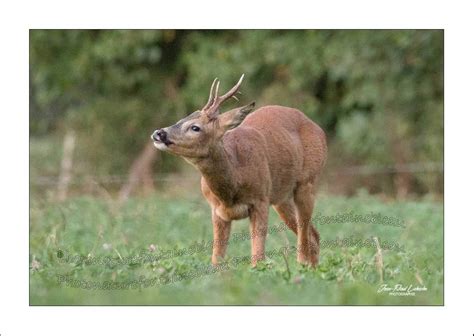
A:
[29, 30, 443, 197]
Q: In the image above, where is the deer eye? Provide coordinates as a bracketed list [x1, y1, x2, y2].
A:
[191, 125, 201, 132]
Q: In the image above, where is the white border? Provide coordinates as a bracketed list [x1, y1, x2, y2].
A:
[1, 0, 473, 335]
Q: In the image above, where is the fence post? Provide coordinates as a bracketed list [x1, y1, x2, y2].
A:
[57, 130, 75, 201]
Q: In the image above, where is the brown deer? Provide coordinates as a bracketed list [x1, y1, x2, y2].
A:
[151, 75, 327, 267]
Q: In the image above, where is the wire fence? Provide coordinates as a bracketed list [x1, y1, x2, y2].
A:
[335, 162, 444, 175]
[30, 162, 443, 186]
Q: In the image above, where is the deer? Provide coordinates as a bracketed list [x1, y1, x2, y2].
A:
[151, 74, 327, 267]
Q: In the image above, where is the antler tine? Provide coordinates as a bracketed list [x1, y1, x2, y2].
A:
[218, 74, 245, 103]
[202, 78, 218, 111]
[206, 74, 245, 115]
[203, 74, 245, 119]
[212, 80, 220, 106]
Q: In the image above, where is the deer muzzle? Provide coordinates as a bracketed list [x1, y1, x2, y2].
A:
[151, 129, 174, 147]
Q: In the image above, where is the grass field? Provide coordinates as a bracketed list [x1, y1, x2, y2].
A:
[29, 190, 443, 305]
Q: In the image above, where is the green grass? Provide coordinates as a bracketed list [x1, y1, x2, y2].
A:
[29, 190, 443, 305]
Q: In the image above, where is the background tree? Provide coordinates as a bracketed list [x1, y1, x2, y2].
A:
[29, 30, 443, 197]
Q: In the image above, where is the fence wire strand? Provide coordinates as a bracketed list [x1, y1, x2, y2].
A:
[30, 162, 443, 186]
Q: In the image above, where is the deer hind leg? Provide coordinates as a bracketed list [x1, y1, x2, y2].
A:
[249, 201, 269, 267]
[211, 210, 232, 265]
[273, 199, 298, 235]
[294, 181, 320, 267]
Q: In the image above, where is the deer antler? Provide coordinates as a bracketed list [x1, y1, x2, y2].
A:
[202, 78, 219, 111]
[202, 74, 245, 119]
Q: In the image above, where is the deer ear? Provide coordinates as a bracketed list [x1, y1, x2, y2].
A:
[217, 102, 256, 133]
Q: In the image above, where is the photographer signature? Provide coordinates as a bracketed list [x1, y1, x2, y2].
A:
[377, 283, 428, 296]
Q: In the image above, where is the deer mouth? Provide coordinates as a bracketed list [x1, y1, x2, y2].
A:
[153, 138, 174, 147]
[153, 140, 174, 151]
[160, 139, 174, 146]
[151, 134, 174, 149]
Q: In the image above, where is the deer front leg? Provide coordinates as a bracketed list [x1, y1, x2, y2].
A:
[249, 202, 269, 267]
[211, 210, 232, 265]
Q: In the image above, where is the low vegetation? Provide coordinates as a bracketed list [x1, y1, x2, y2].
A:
[30, 190, 443, 305]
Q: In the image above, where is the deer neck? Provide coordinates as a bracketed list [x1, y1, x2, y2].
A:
[195, 142, 237, 205]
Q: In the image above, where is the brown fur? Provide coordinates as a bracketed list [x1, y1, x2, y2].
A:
[152, 79, 327, 267]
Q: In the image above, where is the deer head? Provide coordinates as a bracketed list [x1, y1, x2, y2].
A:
[151, 74, 255, 159]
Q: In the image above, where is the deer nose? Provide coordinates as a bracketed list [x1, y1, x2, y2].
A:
[152, 129, 167, 142]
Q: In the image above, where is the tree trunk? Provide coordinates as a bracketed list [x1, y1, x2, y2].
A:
[118, 142, 159, 204]
[387, 113, 413, 198]
[118, 76, 181, 203]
